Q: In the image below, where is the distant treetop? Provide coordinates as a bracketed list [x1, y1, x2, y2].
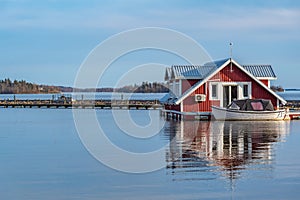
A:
[0, 78, 60, 94]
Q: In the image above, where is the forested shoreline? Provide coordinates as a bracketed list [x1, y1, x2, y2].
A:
[0, 79, 60, 94]
[0, 79, 169, 94]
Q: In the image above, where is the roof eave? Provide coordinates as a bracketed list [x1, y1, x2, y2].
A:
[257, 77, 277, 80]
[231, 59, 287, 105]
[176, 76, 202, 80]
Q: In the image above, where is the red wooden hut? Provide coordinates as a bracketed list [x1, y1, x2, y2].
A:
[163, 58, 286, 120]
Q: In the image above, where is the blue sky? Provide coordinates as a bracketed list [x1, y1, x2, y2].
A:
[0, 0, 300, 88]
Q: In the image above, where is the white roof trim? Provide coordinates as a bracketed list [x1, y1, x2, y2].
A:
[256, 77, 277, 80]
[164, 68, 170, 81]
[175, 76, 203, 80]
[175, 58, 286, 105]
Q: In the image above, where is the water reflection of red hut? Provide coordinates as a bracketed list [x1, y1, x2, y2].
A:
[166, 121, 289, 180]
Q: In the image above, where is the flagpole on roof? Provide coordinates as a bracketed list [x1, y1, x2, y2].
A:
[230, 42, 233, 72]
[229, 42, 233, 59]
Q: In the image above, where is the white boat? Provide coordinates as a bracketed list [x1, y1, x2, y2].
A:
[211, 99, 288, 121]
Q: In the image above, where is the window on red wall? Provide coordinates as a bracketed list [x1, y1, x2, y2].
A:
[243, 84, 249, 98]
[212, 84, 218, 99]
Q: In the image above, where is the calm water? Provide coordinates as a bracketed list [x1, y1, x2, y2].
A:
[0, 109, 300, 200]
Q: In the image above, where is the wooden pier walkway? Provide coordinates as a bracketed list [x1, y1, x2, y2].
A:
[0, 99, 163, 110]
[2, 98, 300, 120]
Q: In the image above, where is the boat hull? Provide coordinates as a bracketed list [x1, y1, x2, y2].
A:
[211, 106, 287, 121]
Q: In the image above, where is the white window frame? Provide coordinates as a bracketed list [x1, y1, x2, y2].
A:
[169, 81, 173, 96]
[179, 80, 182, 96]
[209, 82, 220, 100]
[220, 82, 252, 107]
[175, 81, 180, 97]
[243, 84, 249, 98]
[209, 81, 252, 103]
[240, 82, 251, 99]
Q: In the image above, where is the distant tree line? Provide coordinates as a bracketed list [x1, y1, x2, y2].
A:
[0, 79, 169, 94]
[271, 85, 284, 92]
[71, 82, 169, 93]
[0, 78, 60, 94]
[116, 82, 169, 93]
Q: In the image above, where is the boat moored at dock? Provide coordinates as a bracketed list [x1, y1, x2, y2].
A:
[212, 99, 288, 121]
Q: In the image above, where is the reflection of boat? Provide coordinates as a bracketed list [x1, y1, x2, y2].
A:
[212, 99, 287, 121]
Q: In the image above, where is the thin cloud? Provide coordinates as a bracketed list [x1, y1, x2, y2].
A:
[1, 4, 299, 31]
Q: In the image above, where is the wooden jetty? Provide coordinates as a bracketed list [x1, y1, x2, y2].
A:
[287, 109, 300, 120]
[0, 99, 163, 110]
[1, 98, 299, 120]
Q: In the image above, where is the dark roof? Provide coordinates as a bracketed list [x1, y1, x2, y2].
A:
[242, 65, 276, 78]
[203, 58, 229, 68]
[168, 59, 277, 80]
[171, 65, 215, 79]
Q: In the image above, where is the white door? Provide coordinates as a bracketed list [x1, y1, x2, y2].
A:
[222, 85, 238, 107]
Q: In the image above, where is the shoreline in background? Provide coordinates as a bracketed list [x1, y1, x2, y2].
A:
[0, 78, 168, 94]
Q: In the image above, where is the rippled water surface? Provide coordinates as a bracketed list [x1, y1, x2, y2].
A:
[0, 109, 299, 200]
